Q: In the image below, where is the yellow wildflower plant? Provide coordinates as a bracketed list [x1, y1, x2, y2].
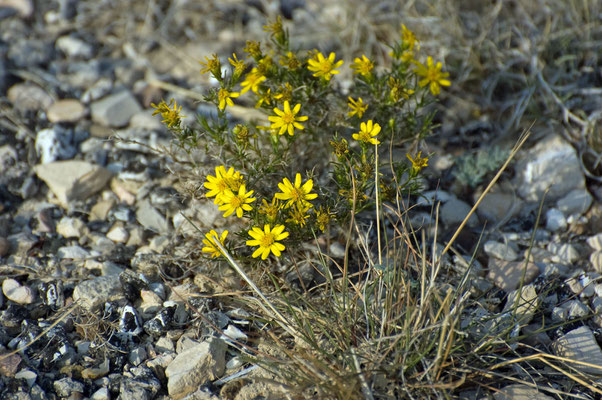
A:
[240, 68, 267, 94]
[243, 40, 262, 59]
[275, 173, 318, 209]
[151, 99, 186, 128]
[256, 88, 274, 108]
[246, 224, 289, 260]
[204, 166, 243, 204]
[202, 230, 228, 258]
[228, 53, 246, 79]
[199, 53, 221, 78]
[413, 56, 451, 96]
[279, 51, 300, 70]
[350, 54, 374, 78]
[307, 51, 343, 81]
[258, 197, 281, 223]
[218, 88, 240, 110]
[315, 206, 333, 232]
[352, 120, 381, 145]
[347, 97, 368, 118]
[273, 82, 293, 102]
[407, 151, 429, 174]
[268, 101, 308, 136]
[218, 184, 256, 218]
[286, 203, 311, 227]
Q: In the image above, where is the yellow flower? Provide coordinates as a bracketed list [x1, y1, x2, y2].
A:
[280, 51, 300, 70]
[275, 173, 318, 209]
[240, 68, 266, 94]
[401, 24, 419, 51]
[273, 82, 293, 102]
[268, 101, 308, 136]
[204, 166, 243, 204]
[263, 16, 284, 41]
[246, 224, 289, 260]
[413, 57, 451, 96]
[200, 54, 221, 78]
[255, 88, 273, 108]
[330, 138, 349, 159]
[407, 151, 429, 174]
[315, 206, 333, 232]
[307, 51, 343, 81]
[218, 88, 240, 110]
[286, 203, 310, 227]
[352, 120, 381, 145]
[244, 40, 262, 59]
[218, 184, 256, 218]
[259, 197, 281, 222]
[347, 97, 368, 118]
[257, 55, 274, 75]
[228, 53, 246, 78]
[350, 54, 373, 77]
[202, 230, 228, 258]
[151, 99, 186, 128]
[388, 77, 414, 102]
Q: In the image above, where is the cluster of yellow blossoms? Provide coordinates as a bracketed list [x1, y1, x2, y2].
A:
[202, 167, 320, 260]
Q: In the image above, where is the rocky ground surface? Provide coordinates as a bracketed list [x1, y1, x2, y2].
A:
[1, 1, 602, 399]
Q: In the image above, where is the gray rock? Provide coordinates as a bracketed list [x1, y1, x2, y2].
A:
[484, 240, 519, 261]
[53, 377, 85, 397]
[8, 38, 53, 68]
[91, 90, 141, 128]
[35, 126, 76, 164]
[556, 188, 593, 216]
[476, 191, 522, 225]
[129, 346, 147, 366]
[547, 242, 580, 264]
[166, 337, 226, 398]
[590, 251, 602, 274]
[0, 236, 10, 257]
[7, 231, 38, 256]
[55, 35, 93, 59]
[545, 208, 566, 232]
[2, 278, 34, 304]
[14, 368, 37, 387]
[136, 199, 169, 234]
[73, 275, 122, 310]
[7, 83, 53, 112]
[514, 134, 585, 201]
[46, 99, 86, 123]
[493, 384, 555, 400]
[34, 160, 113, 207]
[81, 77, 113, 104]
[439, 197, 478, 227]
[587, 233, 602, 251]
[564, 299, 589, 319]
[552, 326, 602, 375]
[0, 0, 33, 18]
[487, 259, 540, 291]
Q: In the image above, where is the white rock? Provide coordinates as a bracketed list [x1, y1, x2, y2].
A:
[2, 278, 34, 304]
[106, 225, 129, 243]
[587, 234, 602, 251]
[34, 160, 113, 207]
[514, 134, 585, 201]
[165, 338, 226, 397]
[55, 35, 93, 59]
[56, 217, 87, 238]
[73, 275, 122, 310]
[484, 240, 518, 261]
[547, 242, 580, 264]
[493, 384, 555, 400]
[35, 126, 76, 164]
[545, 208, 567, 232]
[221, 324, 248, 342]
[136, 199, 169, 234]
[57, 245, 90, 259]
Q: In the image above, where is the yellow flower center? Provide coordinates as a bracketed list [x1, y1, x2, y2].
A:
[282, 113, 295, 124]
[260, 233, 275, 247]
[231, 196, 243, 208]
